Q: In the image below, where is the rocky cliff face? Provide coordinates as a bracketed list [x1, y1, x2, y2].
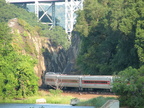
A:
[63, 33, 81, 74]
[8, 18, 80, 86]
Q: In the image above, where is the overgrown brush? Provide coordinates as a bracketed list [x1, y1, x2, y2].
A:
[77, 96, 116, 107]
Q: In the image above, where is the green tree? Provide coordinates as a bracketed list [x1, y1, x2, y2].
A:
[0, 51, 38, 99]
[113, 66, 144, 107]
[14, 54, 38, 98]
[0, 22, 13, 56]
[75, 0, 107, 37]
[41, 26, 70, 50]
[75, 0, 143, 75]
[134, 0, 144, 65]
[0, 0, 38, 26]
[0, 23, 38, 99]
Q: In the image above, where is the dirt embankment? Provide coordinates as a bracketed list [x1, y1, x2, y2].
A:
[39, 89, 118, 100]
[62, 92, 118, 100]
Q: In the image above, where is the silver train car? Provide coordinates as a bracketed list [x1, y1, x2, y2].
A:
[44, 72, 113, 91]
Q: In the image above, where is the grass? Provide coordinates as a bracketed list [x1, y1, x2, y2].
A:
[0, 90, 117, 107]
[0, 90, 73, 104]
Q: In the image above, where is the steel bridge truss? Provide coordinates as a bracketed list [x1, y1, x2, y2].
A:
[35, 1, 56, 30]
[6, 0, 84, 38]
[35, 0, 83, 38]
[65, 0, 83, 38]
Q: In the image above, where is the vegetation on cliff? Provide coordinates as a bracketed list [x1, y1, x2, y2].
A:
[0, 0, 38, 26]
[41, 26, 70, 50]
[0, 22, 38, 99]
[0, 0, 70, 49]
[0, 0, 70, 99]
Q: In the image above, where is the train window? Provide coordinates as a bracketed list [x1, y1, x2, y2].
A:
[46, 79, 54, 81]
[82, 80, 110, 84]
[46, 79, 78, 83]
[62, 80, 78, 83]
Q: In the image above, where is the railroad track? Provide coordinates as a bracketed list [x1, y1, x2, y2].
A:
[63, 89, 115, 95]
[39, 87, 115, 95]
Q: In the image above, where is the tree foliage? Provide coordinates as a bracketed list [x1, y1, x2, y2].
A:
[0, 0, 70, 50]
[41, 26, 70, 50]
[0, 22, 38, 99]
[0, 0, 69, 99]
[75, 0, 144, 75]
[75, 1, 144, 107]
[113, 66, 144, 107]
[0, 0, 38, 26]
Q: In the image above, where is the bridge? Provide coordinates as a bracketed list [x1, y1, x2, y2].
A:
[6, 0, 84, 38]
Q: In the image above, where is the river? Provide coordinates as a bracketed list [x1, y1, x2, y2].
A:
[0, 104, 94, 108]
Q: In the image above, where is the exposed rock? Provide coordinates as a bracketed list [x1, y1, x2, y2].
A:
[8, 18, 80, 87]
[70, 98, 80, 106]
[8, 18, 68, 86]
[36, 98, 46, 103]
[63, 33, 81, 75]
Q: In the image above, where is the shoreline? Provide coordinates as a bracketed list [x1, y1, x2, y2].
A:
[0, 90, 118, 104]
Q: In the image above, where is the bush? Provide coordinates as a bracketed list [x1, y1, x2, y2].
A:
[49, 89, 63, 96]
[113, 66, 144, 107]
[41, 26, 70, 50]
[77, 96, 116, 107]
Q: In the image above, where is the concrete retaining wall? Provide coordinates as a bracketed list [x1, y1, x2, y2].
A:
[101, 99, 119, 108]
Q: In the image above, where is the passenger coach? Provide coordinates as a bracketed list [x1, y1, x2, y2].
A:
[44, 72, 113, 91]
[81, 76, 113, 90]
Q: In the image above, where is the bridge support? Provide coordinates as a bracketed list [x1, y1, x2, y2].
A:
[35, 1, 56, 29]
[34, 0, 84, 37]
[6, 0, 84, 37]
[65, 0, 83, 39]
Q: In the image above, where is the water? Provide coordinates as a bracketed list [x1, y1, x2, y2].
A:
[0, 104, 94, 108]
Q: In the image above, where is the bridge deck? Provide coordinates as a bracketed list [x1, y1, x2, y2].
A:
[6, 0, 64, 3]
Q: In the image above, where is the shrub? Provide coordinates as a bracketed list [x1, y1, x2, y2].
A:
[77, 96, 116, 107]
[113, 66, 144, 107]
[49, 89, 63, 96]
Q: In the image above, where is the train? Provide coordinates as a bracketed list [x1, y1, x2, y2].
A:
[44, 72, 114, 91]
